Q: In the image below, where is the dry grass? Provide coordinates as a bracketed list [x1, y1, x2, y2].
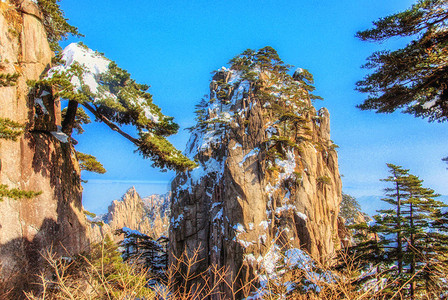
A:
[24, 239, 154, 300]
[18, 240, 448, 300]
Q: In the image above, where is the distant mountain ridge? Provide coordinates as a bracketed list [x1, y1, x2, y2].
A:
[90, 187, 170, 242]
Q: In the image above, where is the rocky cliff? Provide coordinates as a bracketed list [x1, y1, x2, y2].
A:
[170, 48, 342, 296]
[0, 1, 88, 296]
[90, 187, 170, 242]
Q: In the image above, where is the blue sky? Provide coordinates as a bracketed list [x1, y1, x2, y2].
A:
[58, 0, 448, 214]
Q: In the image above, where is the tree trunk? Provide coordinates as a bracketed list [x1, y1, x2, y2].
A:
[61, 100, 78, 135]
[410, 201, 415, 299]
[395, 176, 403, 276]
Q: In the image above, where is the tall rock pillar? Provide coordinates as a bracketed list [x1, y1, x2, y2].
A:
[0, 1, 88, 296]
[170, 54, 342, 297]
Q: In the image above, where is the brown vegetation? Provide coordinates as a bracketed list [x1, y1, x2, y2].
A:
[18, 237, 448, 299]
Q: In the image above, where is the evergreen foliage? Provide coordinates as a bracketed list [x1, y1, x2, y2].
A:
[0, 184, 42, 201]
[86, 236, 153, 298]
[75, 151, 106, 174]
[0, 117, 23, 140]
[40, 43, 196, 172]
[356, 0, 448, 122]
[25, 236, 154, 299]
[316, 175, 331, 185]
[36, 0, 82, 52]
[340, 164, 448, 298]
[118, 228, 168, 280]
[340, 193, 369, 225]
[83, 209, 96, 218]
[138, 133, 195, 171]
[0, 72, 19, 87]
[0, 120, 42, 201]
[229, 46, 291, 75]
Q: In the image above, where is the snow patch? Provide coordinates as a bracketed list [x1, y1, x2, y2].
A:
[34, 98, 48, 114]
[50, 126, 69, 143]
[170, 214, 184, 229]
[422, 99, 437, 109]
[296, 211, 308, 221]
[275, 204, 296, 215]
[233, 223, 245, 233]
[259, 220, 270, 230]
[239, 148, 259, 167]
[49, 43, 110, 95]
[232, 142, 242, 150]
[213, 208, 223, 222]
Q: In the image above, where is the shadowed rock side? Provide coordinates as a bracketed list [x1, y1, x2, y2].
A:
[0, 1, 88, 297]
[170, 63, 342, 297]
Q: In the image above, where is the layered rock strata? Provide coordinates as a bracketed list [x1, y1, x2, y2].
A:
[0, 1, 88, 296]
[170, 51, 342, 296]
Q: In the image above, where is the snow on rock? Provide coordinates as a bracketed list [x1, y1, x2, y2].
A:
[275, 204, 296, 215]
[239, 148, 259, 167]
[213, 208, 223, 222]
[260, 244, 282, 276]
[233, 223, 246, 233]
[51, 131, 69, 143]
[34, 98, 48, 114]
[171, 55, 342, 298]
[50, 126, 69, 143]
[275, 149, 296, 176]
[39, 91, 51, 97]
[296, 211, 308, 221]
[232, 142, 242, 150]
[170, 213, 184, 229]
[259, 220, 270, 230]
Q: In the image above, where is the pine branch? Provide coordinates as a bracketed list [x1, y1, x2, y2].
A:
[81, 102, 139, 144]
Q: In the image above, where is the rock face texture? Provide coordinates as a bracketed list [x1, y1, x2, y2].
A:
[0, 1, 88, 296]
[90, 187, 170, 242]
[170, 50, 342, 296]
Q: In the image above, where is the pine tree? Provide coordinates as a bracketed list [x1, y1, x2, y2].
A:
[356, 0, 448, 123]
[26, 2, 196, 173]
[348, 164, 448, 298]
[38, 43, 196, 172]
[379, 164, 412, 273]
[402, 174, 448, 298]
[340, 193, 370, 225]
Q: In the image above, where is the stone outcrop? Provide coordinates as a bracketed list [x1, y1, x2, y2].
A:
[0, 1, 88, 296]
[170, 55, 342, 296]
[90, 187, 170, 242]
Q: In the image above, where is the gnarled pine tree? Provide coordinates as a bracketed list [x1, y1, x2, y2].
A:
[38, 43, 196, 172]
